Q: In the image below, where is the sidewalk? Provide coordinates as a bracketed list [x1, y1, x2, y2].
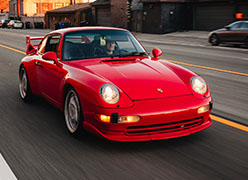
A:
[133, 31, 210, 47]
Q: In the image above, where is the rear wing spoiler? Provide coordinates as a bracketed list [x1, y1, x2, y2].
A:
[26, 35, 44, 54]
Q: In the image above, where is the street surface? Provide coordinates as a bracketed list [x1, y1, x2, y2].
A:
[0, 29, 247, 180]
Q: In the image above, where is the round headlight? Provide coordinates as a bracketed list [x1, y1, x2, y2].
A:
[100, 84, 120, 104]
[191, 76, 207, 94]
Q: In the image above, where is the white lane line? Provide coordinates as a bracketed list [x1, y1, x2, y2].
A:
[0, 153, 17, 180]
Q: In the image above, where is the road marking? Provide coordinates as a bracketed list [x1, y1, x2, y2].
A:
[0, 43, 247, 133]
[0, 44, 26, 55]
[0, 153, 18, 180]
[211, 115, 248, 133]
[163, 59, 248, 77]
[1, 43, 247, 77]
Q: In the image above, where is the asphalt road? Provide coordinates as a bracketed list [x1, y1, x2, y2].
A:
[0, 29, 247, 180]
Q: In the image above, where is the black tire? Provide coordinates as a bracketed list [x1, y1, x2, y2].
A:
[19, 66, 34, 102]
[64, 88, 84, 136]
[209, 34, 219, 46]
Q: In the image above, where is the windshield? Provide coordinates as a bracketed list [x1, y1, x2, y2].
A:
[62, 29, 147, 61]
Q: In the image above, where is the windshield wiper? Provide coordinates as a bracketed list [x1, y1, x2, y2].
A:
[101, 52, 148, 62]
[107, 52, 148, 58]
[101, 58, 137, 62]
[117, 52, 148, 57]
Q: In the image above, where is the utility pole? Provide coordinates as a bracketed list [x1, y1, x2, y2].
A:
[16, 0, 20, 18]
[14, 0, 21, 18]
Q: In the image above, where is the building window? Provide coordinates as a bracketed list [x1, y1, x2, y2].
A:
[36, 3, 41, 14]
[35, 3, 53, 15]
[42, 3, 49, 14]
[55, 3, 64, 9]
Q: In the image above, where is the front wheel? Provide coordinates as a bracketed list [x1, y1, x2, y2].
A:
[209, 34, 219, 46]
[19, 66, 33, 102]
[64, 89, 83, 136]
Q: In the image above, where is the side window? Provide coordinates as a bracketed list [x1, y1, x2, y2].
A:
[44, 35, 61, 54]
[230, 22, 242, 29]
[240, 22, 248, 29]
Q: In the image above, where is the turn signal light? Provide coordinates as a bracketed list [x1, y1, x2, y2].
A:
[198, 104, 210, 114]
[98, 114, 111, 123]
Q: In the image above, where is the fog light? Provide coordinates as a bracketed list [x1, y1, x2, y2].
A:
[118, 116, 140, 123]
[98, 114, 140, 123]
[98, 114, 111, 123]
[198, 104, 210, 114]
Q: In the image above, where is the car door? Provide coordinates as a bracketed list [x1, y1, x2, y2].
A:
[239, 22, 248, 42]
[219, 22, 242, 42]
[36, 34, 64, 105]
[227, 22, 244, 42]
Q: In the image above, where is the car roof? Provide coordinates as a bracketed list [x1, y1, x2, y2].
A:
[234, 20, 248, 23]
[49, 26, 129, 35]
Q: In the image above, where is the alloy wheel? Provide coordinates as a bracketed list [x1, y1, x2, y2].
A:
[64, 89, 81, 134]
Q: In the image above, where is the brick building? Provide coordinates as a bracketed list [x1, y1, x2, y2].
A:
[91, 0, 131, 29]
[45, 3, 92, 29]
[9, 0, 95, 18]
[91, 0, 248, 33]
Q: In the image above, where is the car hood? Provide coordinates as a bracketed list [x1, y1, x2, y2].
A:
[71, 58, 192, 100]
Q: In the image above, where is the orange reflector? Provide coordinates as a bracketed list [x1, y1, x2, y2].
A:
[236, 13, 243, 19]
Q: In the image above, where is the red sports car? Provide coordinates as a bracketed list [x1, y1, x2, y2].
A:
[19, 27, 212, 141]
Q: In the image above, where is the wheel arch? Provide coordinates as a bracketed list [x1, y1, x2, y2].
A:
[63, 83, 74, 105]
[62, 82, 85, 114]
[19, 63, 25, 77]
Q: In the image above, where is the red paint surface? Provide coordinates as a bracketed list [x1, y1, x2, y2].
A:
[20, 27, 212, 141]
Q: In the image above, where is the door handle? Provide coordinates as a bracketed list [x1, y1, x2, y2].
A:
[35, 61, 43, 67]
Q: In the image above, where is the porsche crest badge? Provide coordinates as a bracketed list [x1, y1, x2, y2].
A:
[157, 88, 163, 93]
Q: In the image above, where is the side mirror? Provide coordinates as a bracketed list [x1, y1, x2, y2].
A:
[152, 48, 163, 59]
[42, 52, 58, 64]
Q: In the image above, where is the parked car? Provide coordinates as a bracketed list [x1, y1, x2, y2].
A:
[7, 20, 23, 29]
[0, 19, 9, 28]
[209, 21, 248, 46]
[19, 27, 213, 141]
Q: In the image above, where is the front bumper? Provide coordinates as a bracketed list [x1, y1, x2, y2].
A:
[83, 95, 212, 141]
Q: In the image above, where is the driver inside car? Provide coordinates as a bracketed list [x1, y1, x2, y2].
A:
[93, 36, 119, 57]
[104, 40, 116, 55]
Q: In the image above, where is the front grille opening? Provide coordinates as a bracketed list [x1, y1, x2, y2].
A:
[125, 117, 203, 135]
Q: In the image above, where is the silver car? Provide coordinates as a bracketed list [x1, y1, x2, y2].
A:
[208, 21, 248, 46]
